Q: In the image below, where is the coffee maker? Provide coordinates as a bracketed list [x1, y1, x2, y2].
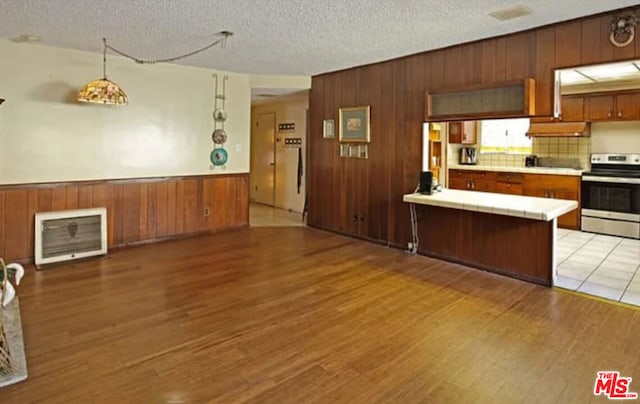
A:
[460, 147, 477, 165]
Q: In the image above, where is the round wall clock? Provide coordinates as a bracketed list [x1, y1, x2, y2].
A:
[210, 148, 228, 166]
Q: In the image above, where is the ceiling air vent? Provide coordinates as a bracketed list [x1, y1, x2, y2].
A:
[489, 5, 533, 21]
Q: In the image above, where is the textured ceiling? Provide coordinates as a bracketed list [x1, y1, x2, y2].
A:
[0, 0, 638, 75]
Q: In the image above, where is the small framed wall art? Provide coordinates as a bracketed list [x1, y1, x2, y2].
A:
[339, 105, 370, 143]
[323, 119, 335, 139]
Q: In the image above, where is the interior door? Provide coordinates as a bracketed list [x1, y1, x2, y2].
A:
[251, 113, 276, 206]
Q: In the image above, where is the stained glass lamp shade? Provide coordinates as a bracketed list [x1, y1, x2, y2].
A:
[78, 78, 127, 105]
[77, 38, 128, 106]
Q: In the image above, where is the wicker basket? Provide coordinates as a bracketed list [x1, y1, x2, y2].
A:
[0, 258, 13, 375]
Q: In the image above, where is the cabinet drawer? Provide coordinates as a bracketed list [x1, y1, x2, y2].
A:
[468, 171, 496, 181]
[496, 172, 523, 184]
[473, 180, 494, 193]
[449, 169, 496, 181]
[522, 174, 579, 191]
[494, 182, 523, 195]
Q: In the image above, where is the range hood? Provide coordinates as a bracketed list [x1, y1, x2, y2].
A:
[526, 122, 590, 137]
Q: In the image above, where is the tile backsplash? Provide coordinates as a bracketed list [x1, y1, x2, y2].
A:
[468, 137, 590, 169]
[476, 153, 525, 167]
[531, 137, 590, 169]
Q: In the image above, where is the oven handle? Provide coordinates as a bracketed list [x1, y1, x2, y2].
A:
[582, 176, 640, 184]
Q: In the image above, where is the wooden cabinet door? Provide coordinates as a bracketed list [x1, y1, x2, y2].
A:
[586, 95, 615, 121]
[523, 187, 548, 198]
[529, 116, 556, 124]
[552, 189, 580, 229]
[523, 174, 580, 229]
[494, 182, 523, 194]
[448, 122, 462, 144]
[449, 178, 469, 190]
[472, 180, 494, 193]
[461, 121, 477, 144]
[560, 96, 585, 121]
[615, 92, 640, 120]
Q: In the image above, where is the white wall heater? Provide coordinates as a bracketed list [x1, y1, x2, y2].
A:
[35, 207, 108, 266]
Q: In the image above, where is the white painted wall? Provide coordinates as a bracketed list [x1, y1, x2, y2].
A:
[0, 39, 251, 185]
[591, 121, 640, 154]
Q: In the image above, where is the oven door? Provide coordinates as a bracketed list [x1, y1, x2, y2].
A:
[581, 176, 640, 215]
[581, 176, 640, 238]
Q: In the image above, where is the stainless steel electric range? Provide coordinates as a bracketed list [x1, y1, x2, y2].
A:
[581, 153, 640, 239]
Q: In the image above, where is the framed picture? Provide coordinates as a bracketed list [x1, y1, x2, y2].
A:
[358, 145, 368, 159]
[323, 119, 335, 139]
[339, 105, 370, 143]
[348, 144, 360, 158]
[339, 144, 350, 157]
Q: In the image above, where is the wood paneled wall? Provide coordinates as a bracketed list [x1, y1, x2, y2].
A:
[308, 6, 640, 247]
[0, 174, 249, 262]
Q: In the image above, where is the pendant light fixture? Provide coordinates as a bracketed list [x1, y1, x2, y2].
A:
[77, 38, 128, 105]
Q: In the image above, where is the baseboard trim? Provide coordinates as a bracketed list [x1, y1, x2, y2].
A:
[19, 224, 250, 267]
[111, 225, 250, 250]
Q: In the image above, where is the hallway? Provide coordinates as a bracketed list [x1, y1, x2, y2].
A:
[249, 203, 306, 227]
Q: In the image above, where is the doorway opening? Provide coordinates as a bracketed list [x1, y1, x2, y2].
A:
[250, 112, 276, 206]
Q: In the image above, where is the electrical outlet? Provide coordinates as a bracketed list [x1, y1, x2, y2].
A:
[204, 207, 210, 217]
[407, 242, 413, 250]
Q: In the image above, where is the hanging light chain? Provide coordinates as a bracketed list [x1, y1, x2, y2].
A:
[103, 31, 233, 65]
[102, 38, 108, 78]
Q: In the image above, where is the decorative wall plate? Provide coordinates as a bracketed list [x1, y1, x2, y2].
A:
[210, 148, 228, 166]
[213, 108, 227, 122]
[212, 129, 228, 144]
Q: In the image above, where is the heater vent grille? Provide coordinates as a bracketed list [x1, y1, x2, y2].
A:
[35, 208, 107, 266]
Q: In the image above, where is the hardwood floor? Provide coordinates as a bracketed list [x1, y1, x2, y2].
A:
[2, 227, 639, 403]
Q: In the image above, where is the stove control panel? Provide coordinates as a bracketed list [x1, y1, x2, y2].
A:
[591, 154, 640, 165]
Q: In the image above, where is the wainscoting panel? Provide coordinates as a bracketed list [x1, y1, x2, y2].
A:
[0, 174, 249, 262]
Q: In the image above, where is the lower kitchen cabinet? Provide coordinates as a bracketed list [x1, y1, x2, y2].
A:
[494, 182, 523, 195]
[449, 170, 495, 192]
[495, 172, 523, 195]
[552, 189, 580, 229]
[522, 174, 581, 230]
[448, 169, 581, 229]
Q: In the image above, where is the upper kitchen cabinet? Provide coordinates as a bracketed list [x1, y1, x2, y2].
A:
[558, 59, 640, 121]
[560, 95, 586, 121]
[530, 95, 585, 123]
[448, 121, 477, 144]
[425, 78, 535, 121]
[584, 91, 640, 121]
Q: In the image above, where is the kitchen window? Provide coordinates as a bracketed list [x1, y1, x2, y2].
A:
[479, 118, 532, 154]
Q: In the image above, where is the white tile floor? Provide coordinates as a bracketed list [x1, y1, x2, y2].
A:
[555, 229, 640, 307]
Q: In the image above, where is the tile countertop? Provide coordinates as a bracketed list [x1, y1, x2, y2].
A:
[448, 164, 584, 176]
[403, 189, 578, 221]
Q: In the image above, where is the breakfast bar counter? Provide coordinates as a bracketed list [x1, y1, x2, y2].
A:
[403, 189, 578, 286]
